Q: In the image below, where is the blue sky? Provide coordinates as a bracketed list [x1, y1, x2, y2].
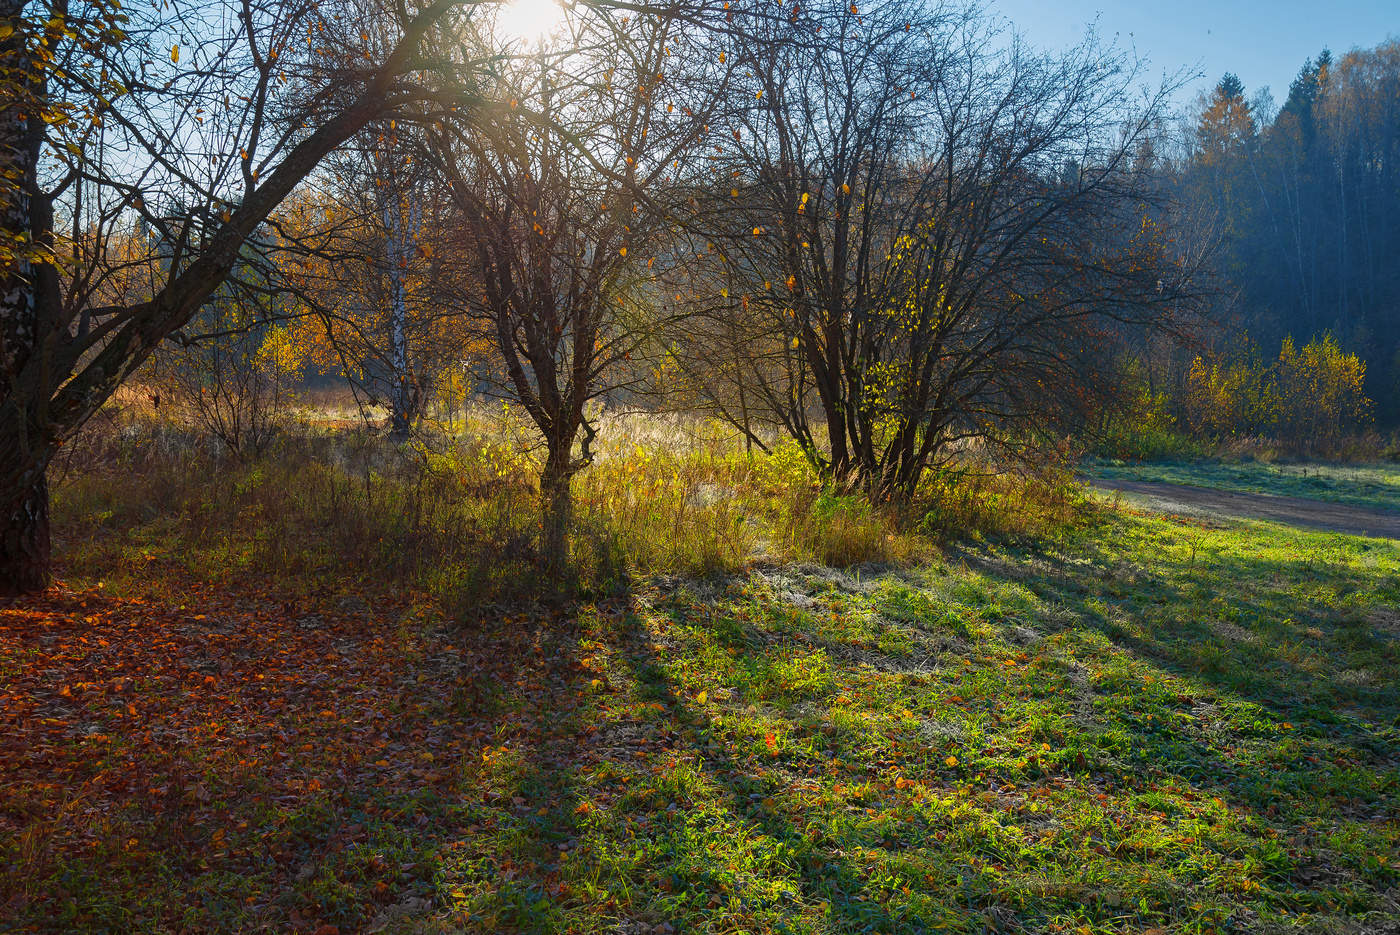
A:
[990, 0, 1398, 107]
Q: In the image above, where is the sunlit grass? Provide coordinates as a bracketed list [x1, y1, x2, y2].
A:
[55, 405, 1068, 602]
[429, 510, 1399, 933]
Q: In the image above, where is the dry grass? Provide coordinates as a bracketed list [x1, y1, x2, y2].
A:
[51, 402, 1082, 607]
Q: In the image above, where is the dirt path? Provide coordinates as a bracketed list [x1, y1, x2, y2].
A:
[1090, 477, 1400, 540]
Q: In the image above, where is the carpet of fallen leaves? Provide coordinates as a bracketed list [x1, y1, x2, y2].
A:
[0, 575, 584, 933]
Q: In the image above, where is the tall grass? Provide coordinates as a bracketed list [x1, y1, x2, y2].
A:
[51, 403, 1083, 608]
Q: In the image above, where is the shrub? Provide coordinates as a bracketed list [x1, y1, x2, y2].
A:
[1094, 385, 1203, 461]
[1182, 333, 1373, 455]
[152, 312, 302, 459]
[1182, 351, 1278, 441]
[1274, 333, 1373, 448]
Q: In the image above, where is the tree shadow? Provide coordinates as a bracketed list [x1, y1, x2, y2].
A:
[947, 515, 1400, 733]
[599, 602, 943, 933]
[13, 498, 1399, 933]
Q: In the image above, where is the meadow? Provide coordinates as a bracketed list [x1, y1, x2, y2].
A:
[3, 408, 1398, 933]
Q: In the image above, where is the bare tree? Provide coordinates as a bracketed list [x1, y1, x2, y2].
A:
[681, 0, 1207, 497]
[428, 5, 722, 571]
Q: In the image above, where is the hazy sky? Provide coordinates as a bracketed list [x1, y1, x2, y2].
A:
[990, 0, 1398, 107]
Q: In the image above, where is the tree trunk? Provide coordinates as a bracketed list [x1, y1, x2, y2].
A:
[1, 2, 50, 597]
[540, 448, 573, 576]
[383, 182, 420, 442]
[1, 473, 50, 597]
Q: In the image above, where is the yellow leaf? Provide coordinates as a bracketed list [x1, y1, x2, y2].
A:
[170, 44, 179, 63]
[696, 691, 707, 704]
[619, 246, 627, 257]
[945, 755, 958, 767]
[718, 51, 726, 63]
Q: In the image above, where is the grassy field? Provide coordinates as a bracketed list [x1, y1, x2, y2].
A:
[1087, 459, 1400, 514]
[4, 428, 1399, 933]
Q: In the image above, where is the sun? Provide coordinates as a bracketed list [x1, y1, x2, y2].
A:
[494, 0, 568, 47]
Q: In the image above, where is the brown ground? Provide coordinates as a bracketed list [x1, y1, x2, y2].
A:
[1091, 477, 1400, 540]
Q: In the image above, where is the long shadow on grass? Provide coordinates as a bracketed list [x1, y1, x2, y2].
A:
[428, 603, 598, 932]
[951, 514, 1400, 729]
[600, 599, 975, 934]
[655, 557, 1397, 929]
[446, 524, 1400, 932]
[418, 509, 1400, 932]
[944, 515, 1400, 822]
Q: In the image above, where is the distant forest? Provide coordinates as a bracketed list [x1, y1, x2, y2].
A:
[1166, 41, 1400, 424]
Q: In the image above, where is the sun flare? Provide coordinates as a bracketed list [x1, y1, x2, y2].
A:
[494, 0, 568, 47]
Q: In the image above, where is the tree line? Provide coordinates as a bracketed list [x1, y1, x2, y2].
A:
[1156, 43, 1400, 425]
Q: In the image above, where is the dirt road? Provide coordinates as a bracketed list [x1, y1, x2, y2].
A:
[1090, 477, 1400, 540]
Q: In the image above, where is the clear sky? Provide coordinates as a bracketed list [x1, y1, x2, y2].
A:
[990, 0, 1398, 107]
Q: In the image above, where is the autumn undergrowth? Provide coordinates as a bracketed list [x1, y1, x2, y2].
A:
[11, 407, 1397, 933]
[47, 405, 1079, 607]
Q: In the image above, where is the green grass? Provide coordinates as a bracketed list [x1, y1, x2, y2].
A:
[424, 509, 1398, 933]
[1087, 459, 1400, 514]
